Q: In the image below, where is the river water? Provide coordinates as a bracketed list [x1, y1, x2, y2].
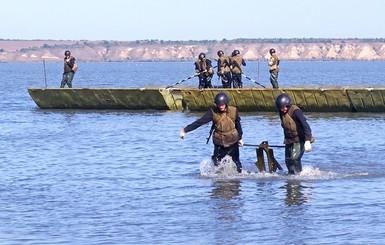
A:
[1, 61, 385, 244]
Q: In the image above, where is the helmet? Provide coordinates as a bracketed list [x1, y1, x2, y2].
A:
[198, 53, 206, 59]
[275, 93, 292, 109]
[217, 50, 224, 57]
[232, 50, 240, 56]
[64, 50, 71, 56]
[214, 92, 230, 106]
[269, 48, 276, 54]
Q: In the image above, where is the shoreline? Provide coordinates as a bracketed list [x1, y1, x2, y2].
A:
[1, 38, 385, 62]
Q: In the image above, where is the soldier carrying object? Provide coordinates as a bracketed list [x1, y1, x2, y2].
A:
[180, 92, 244, 173]
[194, 52, 214, 89]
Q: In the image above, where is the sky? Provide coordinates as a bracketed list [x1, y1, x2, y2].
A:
[1, 0, 384, 41]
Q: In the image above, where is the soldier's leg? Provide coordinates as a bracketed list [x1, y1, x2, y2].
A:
[229, 143, 242, 173]
[291, 142, 304, 173]
[285, 142, 304, 174]
[234, 74, 242, 88]
[205, 75, 213, 88]
[238, 74, 243, 88]
[223, 72, 232, 88]
[221, 75, 229, 88]
[270, 71, 279, 88]
[212, 145, 226, 166]
[285, 144, 295, 174]
[60, 73, 67, 88]
[67, 72, 74, 88]
[232, 75, 238, 88]
[198, 75, 205, 89]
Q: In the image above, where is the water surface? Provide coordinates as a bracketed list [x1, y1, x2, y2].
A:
[0, 61, 384, 244]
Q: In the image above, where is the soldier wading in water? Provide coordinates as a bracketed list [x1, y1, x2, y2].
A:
[180, 92, 244, 173]
[275, 93, 313, 174]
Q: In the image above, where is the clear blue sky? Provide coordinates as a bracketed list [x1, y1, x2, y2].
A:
[2, 0, 384, 41]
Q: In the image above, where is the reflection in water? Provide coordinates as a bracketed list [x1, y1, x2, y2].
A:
[210, 180, 242, 221]
[209, 180, 243, 243]
[210, 179, 241, 201]
[284, 179, 312, 206]
[279, 180, 314, 244]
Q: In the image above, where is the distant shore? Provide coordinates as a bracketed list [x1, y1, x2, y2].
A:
[1, 38, 385, 62]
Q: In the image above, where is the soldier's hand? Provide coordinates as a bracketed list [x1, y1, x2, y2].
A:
[180, 129, 185, 139]
[304, 141, 312, 152]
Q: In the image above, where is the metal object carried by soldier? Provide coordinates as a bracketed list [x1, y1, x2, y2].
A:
[255, 141, 283, 173]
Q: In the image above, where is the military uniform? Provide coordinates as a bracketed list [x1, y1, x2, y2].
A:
[230, 51, 246, 88]
[183, 105, 243, 173]
[60, 51, 77, 88]
[217, 53, 232, 88]
[280, 105, 312, 174]
[194, 56, 213, 89]
[269, 52, 280, 88]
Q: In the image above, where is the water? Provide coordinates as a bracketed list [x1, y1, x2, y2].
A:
[1, 61, 385, 244]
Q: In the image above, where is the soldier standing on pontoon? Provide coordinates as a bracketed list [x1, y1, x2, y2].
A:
[216, 50, 232, 88]
[194, 53, 214, 89]
[229, 50, 246, 88]
[268, 48, 280, 89]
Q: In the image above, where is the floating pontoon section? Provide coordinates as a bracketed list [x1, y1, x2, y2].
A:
[28, 87, 385, 112]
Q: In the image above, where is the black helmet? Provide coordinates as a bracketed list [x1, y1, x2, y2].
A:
[232, 50, 240, 56]
[275, 93, 292, 109]
[217, 50, 224, 57]
[64, 50, 71, 56]
[269, 48, 276, 54]
[214, 92, 230, 106]
[198, 53, 206, 59]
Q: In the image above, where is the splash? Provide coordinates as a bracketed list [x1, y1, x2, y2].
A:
[288, 165, 372, 180]
[287, 165, 340, 180]
[199, 156, 279, 179]
[199, 158, 367, 180]
[199, 155, 238, 178]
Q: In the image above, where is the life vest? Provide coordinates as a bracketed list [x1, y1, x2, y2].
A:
[212, 106, 240, 147]
[64, 56, 76, 73]
[195, 59, 213, 75]
[230, 55, 244, 74]
[269, 54, 279, 72]
[281, 105, 300, 144]
[217, 55, 231, 75]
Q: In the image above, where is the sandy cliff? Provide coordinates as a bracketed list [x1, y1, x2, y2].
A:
[1, 39, 385, 62]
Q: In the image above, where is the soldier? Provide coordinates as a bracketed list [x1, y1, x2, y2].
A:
[229, 50, 246, 88]
[216, 50, 232, 88]
[60, 50, 77, 88]
[275, 93, 313, 174]
[268, 48, 280, 88]
[180, 92, 244, 173]
[194, 53, 214, 89]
